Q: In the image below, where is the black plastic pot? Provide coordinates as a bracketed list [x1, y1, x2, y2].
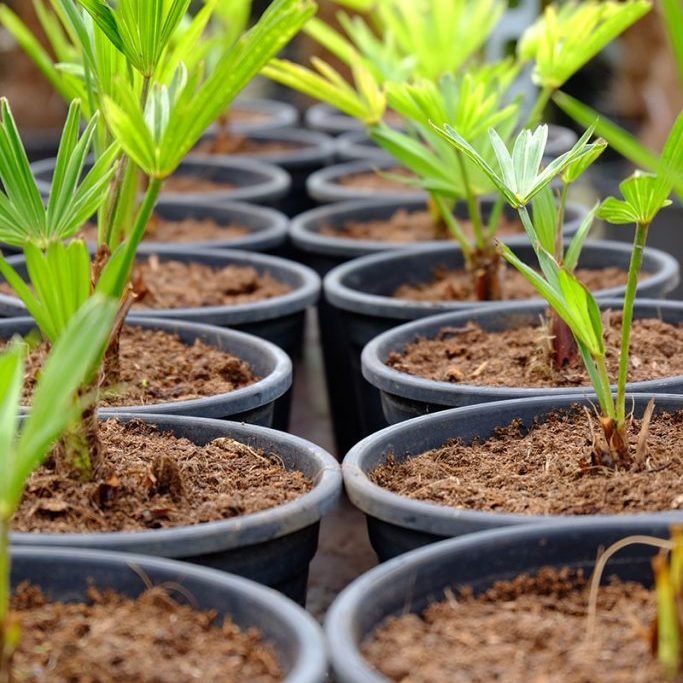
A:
[31, 156, 292, 207]
[291, 197, 588, 274]
[307, 159, 424, 204]
[196, 128, 336, 216]
[12, 547, 326, 683]
[335, 125, 579, 164]
[1, 315, 291, 426]
[363, 298, 683, 424]
[229, 97, 299, 133]
[141, 199, 289, 253]
[305, 103, 367, 135]
[13, 413, 342, 604]
[325, 520, 671, 683]
[291, 197, 587, 454]
[335, 130, 393, 163]
[323, 241, 679, 450]
[0, 248, 320, 430]
[343, 393, 683, 562]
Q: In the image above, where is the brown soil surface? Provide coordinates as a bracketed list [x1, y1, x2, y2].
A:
[162, 175, 236, 194]
[16, 326, 258, 407]
[196, 135, 301, 156]
[370, 407, 683, 515]
[79, 215, 250, 244]
[14, 418, 312, 533]
[337, 168, 418, 192]
[322, 208, 522, 242]
[394, 266, 633, 302]
[0, 257, 291, 309]
[11, 583, 281, 683]
[387, 313, 683, 387]
[364, 568, 666, 683]
[229, 109, 271, 125]
[132, 256, 291, 309]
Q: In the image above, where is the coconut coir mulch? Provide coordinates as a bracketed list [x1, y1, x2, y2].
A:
[14, 419, 312, 533]
[371, 407, 683, 515]
[337, 168, 417, 192]
[19, 326, 258, 407]
[322, 209, 522, 242]
[387, 313, 683, 387]
[11, 583, 282, 683]
[162, 175, 236, 194]
[0, 256, 291, 309]
[394, 266, 633, 302]
[131, 256, 291, 309]
[80, 216, 251, 243]
[364, 568, 666, 683]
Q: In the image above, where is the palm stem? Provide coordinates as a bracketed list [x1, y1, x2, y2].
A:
[616, 221, 649, 428]
[0, 516, 10, 683]
[455, 152, 485, 250]
[433, 194, 473, 267]
[527, 86, 553, 128]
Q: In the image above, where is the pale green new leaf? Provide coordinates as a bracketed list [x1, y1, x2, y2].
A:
[564, 203, 599, 272]
[519, 1, 651, 90]
[0, 342, 24, 513]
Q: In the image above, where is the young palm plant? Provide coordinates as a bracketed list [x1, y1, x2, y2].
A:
[436, 113, 683, 468]
[0, 295, 117, 681]
[0, 0, 316, 476]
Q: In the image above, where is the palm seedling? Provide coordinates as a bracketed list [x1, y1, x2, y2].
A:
[0, 295, 118, 682]
[437, 111, 683, 468]
[264, 0, 649, 301]
[0, 0, 316, 478]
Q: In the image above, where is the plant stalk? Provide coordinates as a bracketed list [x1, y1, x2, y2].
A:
[616, 221, 650, 429]
[555, 183, 569, 262]
[526, 86, 553, 129]
[455, 152, 485, 250]
[432, 194, 473, 267]
[0, 516, 10, 683]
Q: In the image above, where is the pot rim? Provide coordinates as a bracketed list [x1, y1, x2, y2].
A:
[31, 156, 292, 204]
[0, 247, 321, 323]
[290, 196, 588, 257]
[361, 298, 683, 404]
[342, 392, 683, 534]
[12, 413, 341, 552]
[12, 545, 326, 683]
[131, 198, 289, 252]
[0, 315, 292, 417]
[194, 128, 336, 168]
[323, 240, 680, 319]
[324, 517, 670, 683]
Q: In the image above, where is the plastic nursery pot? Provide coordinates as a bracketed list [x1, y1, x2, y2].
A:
[12, 547, 326, 683]
[196, 128, 336, 217]
[335, 130, 393, 164]
[1, 315, 291, 427]
[140, 199, 290, 254]
[228, 97, 299, 134]
[334, 125, 579, 164]
[363, 298, 683, 424]
[305, 102, 368, 135]
[290, 197, 589, 276]
[307, 159, 424, 204]
[13, 413, 342, 605]
[323, 240, 680, 450]
[325, 519, 671, 683]
[343, 393, 683, 562]
[291, 197, 586, 455]
[31, 156, 292, 206]
[0, 247, 320, 431]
